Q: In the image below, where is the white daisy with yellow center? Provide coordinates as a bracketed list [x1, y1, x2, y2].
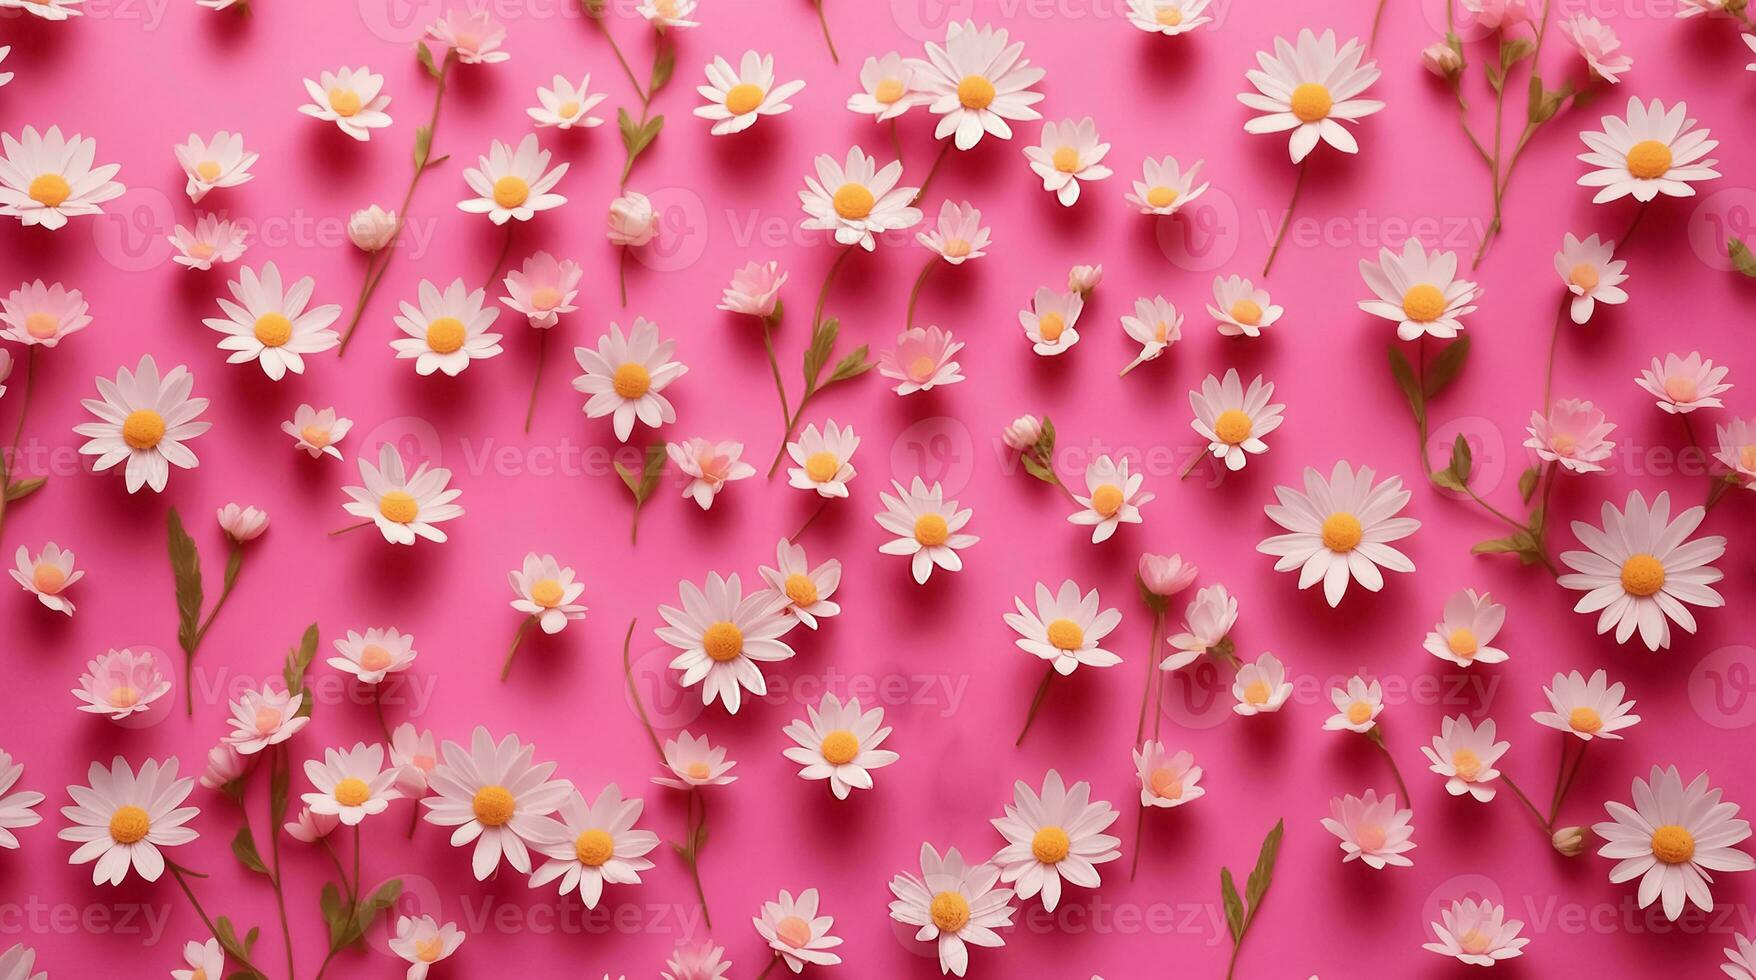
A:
[786, 420, 859, 498]
[1, 279, 92, 347]
[1024, 117, 1113, 207]
[782, 693, 899, 799]
[1714, 417, 1756, 488]
[341, 442, 464, 546]
[508, 552, 588, 634]
[1258, 461, 1420, 607]
[1125, 0, 1213, 34]
[1019, 286, 1083, 355]
[799, 146, 923, 251]
[1577, 96, 1719, 204]
[916, 199, 991, 264]
[527, 784, 659, 908]
[1238, 29, 1384, 163]
[652, 731, 737, 789]
[421, 727, 573, 881]
[1131, 741, 1205, 808]
[1531, 669, 1641, 741]
[694, 50, 806, 136]
[1358, 237, 1481, 341]
[1005, 579, 1122, 676]
[73, 355, 211, 495]
[1119, 294, 1183, 376]
[1421, 588, 1508, 667]
[1231, 651, 1293, 715]
[0, 125, 124, 230]
[172, 939, 224, 980]
[169, 214, 249, 272]
[1070, 454, 1153, 544]
[459, 134, 569, 225]
[1, 0, 83, 19]
[991, 770, 1120, 911]
[887, 842, 1016, 976]
[223, 685, 310, 755]
[203, 262, 342, 380]
[10, 542, 81, 615]
[666, 437, 757, 510]
[389, 915, 464, 974]
[73, 648, 170, 721]
[758, 538, 842, 629]
[1207, 274, 1283, 338]
[1422, 898, 1530, 966]
[1420, 714, 1507, 803]
[875, 477, 978, 584]
[848, 52, 919, 121]
[1636, 351, 1730, 415]
[906, 21, 1046, 149]
[297, 67, 392, 142]
[1189, 368, 1284, 472]
[1592, 765, 1755, 922]
[173, 131, 257, 204]
[1553, 232, 1629, 324]
[1557, 490, 1725, 651]
[0, 750, 42, 851]
[327, 627, 418, 685]
[755, 888, 844, 971]
[1322, 789, 1415, 869]
[877, 325, 965, 395]
[281, 403, 351, 460]
[1322, 675, 1384, 733]
[1124, 155, 1208, 215]
[1162, 584, 1237, 670]
[656, 571, 798, 714]
[572, 317, 688, 442]
[528, 73, 607, 130]
[301, 742, 401, 826]
[635, 0, 698, 28]
[390, 277, 504, 377]
[57, 756, 197, 886]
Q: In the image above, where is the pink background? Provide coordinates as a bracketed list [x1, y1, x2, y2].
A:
[2, 0, 1755, 976]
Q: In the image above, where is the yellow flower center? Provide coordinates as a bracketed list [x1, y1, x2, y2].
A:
[1447, 628, 1478, 659]
[300, 425, 331, 448]
[108, 805, 150, 844]
[1045, 618, 1085, 651]
[1156, 5, 1183, 24]
[685, 761, 711, 780]
[253, 312, 293, 348]
[955, 74, 996, 109]
[820, 729, 859, 765]
[31, 564, 66, 594]
[1401, 283, 1447, 322]
[531, 286, 563, 310]
[108, 686, 139, 708]
[24, 312, 59, 338]
[333, 777, 371, 807]
[804, 451, 839, 482]
[557, 100, 581, 119]
[1663, 376, 1698, 403]
[574, 828, 614, 866]
[1213, 409, 1253, 445]
[492, 175, 530, 209]
[724, 82, 765, 115]
[913, 513, 949, 547]
[122, 409, 167, 450]
[1243, 679, 1270, 705]
[1037, 311, 1066, 341]
[1289, 82, 1332, 123]
[612, 362, 651, 399]
[1568, 706, 1603, 733]
[831, 182, 875, 220]
[424, 316, 466, 354]
[1148, 767, 1182, 799]
[907, 355, 939, 382]
[1741, 445, 1756, 472]
[1031, 825, 1071, 864]
[941, 238, 972, 258]
[1452, 748, 1482, 781]
[874, 78, 906, 104]
[1568, 262, 1599, 291]
[415, 936, 445, 962]
[1321, 512, 1362, 552]
[929, 891, 970, 932]
[189, 243, 217, 260]
[1459, 929, 1492, 955]
[530, 579, 564, 608]
[1051, 146, 1081, 173]
[1145, 185, 1178, 208]
[327, 88, 362, 117]
[1356, 824, 1388, 850]
[1346, 701, 1373, 725]
[471, 785, 516, 826]
[784, 573, 818, 607]
[775, 915, 813, 949]
[191, 969, 208, 980]
[378, 490, 419, 524]
[1619, 554, 1665, 597]
[1625, 139, 1672, 180]
[196, 160, 222, 182]
[360, 644, 393, 670]
[27, 173, 71, 208]
[1651, 824, 1695, 864]
[253, 707, 284, 735]
[1091, 483, 1125, 518]
[702, 621, 744, 662]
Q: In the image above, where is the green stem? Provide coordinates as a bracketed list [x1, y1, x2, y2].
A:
[268, 749, 296, 980]
[1134, 608, 1165, 744]
[904, 258, 936, 330]
[1128, 800, 1148, 881]
[1014, 667, 1055, 746]
[1366, 727, 1412, 806]
[1499, 772, 1553, 834]
[523, 328, 549, 433]
[620, 617, 666, 762]
[759, 315, 792, 430]
[596, 18, 649, 106]
[500, 615, 536, 682]
[184, 545, 244, 716]
[811, 0, 839, 63]
[1261, 163, 1307, 277]
[167, 862, 269, 980]
[767, 248, 855, 477]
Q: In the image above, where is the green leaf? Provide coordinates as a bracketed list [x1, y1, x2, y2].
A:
[223, 544, 244, 592]
[649, 44, 676, 94]
[1472, 531, 1537, 556]
[1244, 819, 1284, 912]
[3, 476, 44, 502]
[1730, 239, 1756, 279]
[283, 623, 319, 703]
[1499, 36, 1535, 67]
[827, 346, 874, 384]
[320, 882, 350, 949]
[1449, 434, 1473, 486]
[619, 110, 664, 158]
[802, 317, 840, 390]
[1035, 416, 1057, 459]
[1429, 468, 1464, 491]
[1517, 466, 1540, 503]
[167, 508, 204, 656]
[1423, 335, 1471, 398]
[1220, 867, 1244, 943]
[230, 825, 269, 877]
[1021, 453, 1058, 485]
[637, 444, 667, 502]
[338, 878, 404, 949]
[614, 457, 641, 496]
[414, 42, 439, 79]
[1386, 346, 1425, 426]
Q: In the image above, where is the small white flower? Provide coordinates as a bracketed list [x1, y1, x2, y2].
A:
[1188, 368, 1283, 471]
[1634, 351, 1730, 414]
[301, 742, 401, 826]
[754, 888, 844, 971]
[341, 442, 464, 546]
[573, 317, 687, 441]
[174, 131, 256, 203]
[1126, 0, 1212, 35]
[390, 915, 464, 979]
[694, 51, 805, 136]
[458, 134, 568, 225]
[529, 73, 606, 130]
[1162, 584, 1236, 670]
[1019, 286, 1082, 355]
[1322, 789, 1415, 869]
[1421, 715, 1507, 802]
[170, 215, 250, 271]
[11, 542, 81, 615]
[1208, 274, 1282, 337]
[1132, 742, 1203, 808]
[758, 539, 842, 629]
[1358, 237, 1481, 341]
[666, 438, 756, 510]
[216, 503, 268, 543]
[298, 68, 392, 142]
[281, 404, 350, 460]
[391, 278, 503, 377]
[607, 192, 658, 246]
[1257, 461, 1419, 607]
[785, 421, 858, 498]
[874, 477, 978, 584]
[991, 770, 1120, 911]
[848, 52, 920, 121]
[1323, 675, 1383, 733]
[0, 125, 125, 229]
[172, 939, 224, 980]
[653, 731, 737, 789]
[798, 146, 922, 251]
[1232, 651, 1293, 715]
[527, 784, 661, 908]
[1422, 589, 1508, 667]
[1003, 580, 1123, 676]
[1593, 766, 1754, 921]
[1069, 455, 1152, 544]
[0, 751, 44, 849]
[1577, 97, 1719, 204]
[347, 205, 397, 252]
[1554, 232, 1629, 324]
[781, 693, 899, 799]
[58, 757, 198, 885]
[421, 727, 573, 880]
[1124, 155, 1207, 215]
[656, 572, 798, 714]
[328, 627, 418, 684]
[202, 262, 341, 380]
[1024, 117, 1112, 207]
[223, 686, 309, 755]
[73, 355, 210, 494]
[1423, 898, 1529, 965]
[1532, 669, 1640, 740]
[508, 553, 587, 634]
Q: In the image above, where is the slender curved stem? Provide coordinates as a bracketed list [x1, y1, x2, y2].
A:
[268, 749, 296, 980]
[621, 618, 666, 762]
[811, 0, 839, 63]
[1128, 803, 1149, 881]
[811, 247, 854, 332]
[0, 346, 37, 548]
[790, 498, 828, 542]
[759, 316, 791, 429]
[500, 615, 536, 682]
[1367, 727, 1412, 806]
[904, 258, 937, 330]
[167, 862, 270, 979]
[1134, 609, 1165, 744]
[1014, 667, 1056, 746]
[1261, 164, 1307, 277]
[910, 141, 953, 205]
[1499, 772, 1553, 834]
[524, 328, 549, 433]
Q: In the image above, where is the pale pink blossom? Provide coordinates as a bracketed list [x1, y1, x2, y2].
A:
[716, 261, 786, 318]
[1561, 15, 1631, 83]
[665, 438, 755, 510]
[877, 326, 964, 395]
[1525, 399, 1616, 473]
[501, 251, 582, 329]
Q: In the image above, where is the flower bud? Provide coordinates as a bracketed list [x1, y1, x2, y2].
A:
[217, 503, 269, 543]
[1422, 41, 1463, 78]
[285, 806, 340, 843]
[607, 192, 659, 246]
[1068, 264, 1103, 295]
[1002, 415, 1042, 451]
[347, 205, 397, 252]
[1551, 826, 1585, 856]
[1139, 553, 1198, 597]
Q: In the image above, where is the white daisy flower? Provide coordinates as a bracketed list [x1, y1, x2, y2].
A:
[172, 939, 223, 980]
[573, 317, 687, 442]
[298, 67, 392, 142]
[10, 542, 80, 615]
[1126, 0, 1212, 34]
[0, 125, 124, 230]
[0, 751, 43, 849]
[1232, 651, 1293, 715]
[73, 355, 210, 494]
[1532, 669, 1639, 740]
[1593, 765, 1754, 921]
[528, 73, 606, 130]
[1724, 932, 1756, 980]
[1019, 287, 1082, 355]
[528, 784, 659, 907]
[341, 442, 463, 546]
[1257, 461, 1419, 607]
[1715, 418, 1756, 489]
[1554, 232, 1629, 323]
[1132, 742, 1203, 807]
[1358, 238, 1481, 341]
[203, 262, 341, 380]
[754, 887, 843, 972]
[758, 539, 842, 629]
[1635, 352, 1730, 414]
[992, 770, 1120, 911]
[1238, 30, 1384, 163]
[1421, 714, 1507, 802]
[1524, 398, 1616, 473]
[390, 277, 503, 376]
[667, 438, 756, 510]
[1024, 117, 1113, 207]
[1422, 589, 1508, 667]
[786, 421, 858, 498]
[1322, 790, 1415, 869]
[0, 0, 80, 18]
[390, 724, 437, 799]
[888, 842, 1015, 976]
[657, 572, 797, 714]
[1, 279, 92, 346]
[694, 51, 805, 136]
[798, 146, 922, 251]
[875, 477, 978, 583]
[425, 8, 509, 63]
[1162, 584, 1236, 670]
[1578, 97, 1719, 204]
[848, 52, 920, 121]
[781, 693, 899, 799]
[501, 251, 582, 329]
[58, 757, 197, 885]
[1323, 675, 1384, 733]
[877, 326, 965, 394]
[1189, 369, 1284, 471]
[1208, 274, 1283, 337]
[653, 731, 737, 789]
[1558, 491, 1724, 650]
[281, 404, 350, 460]
[174, 131, 256, 203]
[1069, 454, 1153, 544]
[390, 915, 464, 979]
[636, 0, 697, 28]
[1124, 156, 1207, 215]
[169, 214, 249, 271]
[328, 627, 417, 684]
[908, 21, 1046, 150]
[73, 648, 169, 721]
[916, 200, 990, 263]
[662, 944, 730, 980]
[1118, 295, 1183, 375]
[509, 553, 587, 634]
[223, 685, 309, 755]
[301, 742, 400, 826]
[423, 727, 573, 880]
[1422, 898, 1529, 965]
[1004, 579, 1123, 676]
[458, 134, 568, 224]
